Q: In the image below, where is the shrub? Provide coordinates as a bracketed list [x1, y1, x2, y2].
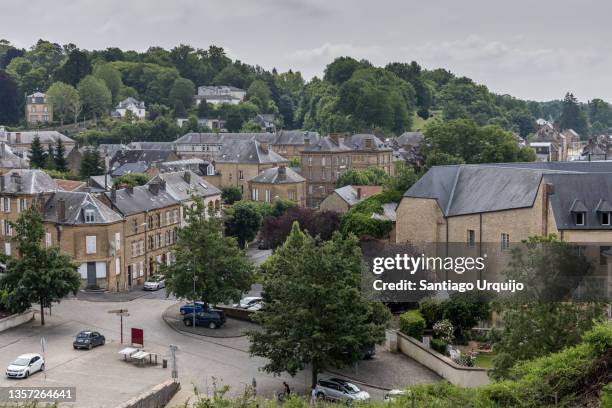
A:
[430, 338, 448, 355]
[400, 310, 426, 339]
[452, 353, 476, 367]
[419, 298, 444, 328]
[433, 319, 455, 343]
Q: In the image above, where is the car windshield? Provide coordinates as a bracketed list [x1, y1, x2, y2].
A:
[344, 383, 360, 393]
[77, 332, 90, 338]
[148, 276, 163, 282]
[12, 358, 30, 366]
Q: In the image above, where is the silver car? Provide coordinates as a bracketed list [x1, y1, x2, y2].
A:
[315, 378, 370, 402]
[143, 275, 165, 291]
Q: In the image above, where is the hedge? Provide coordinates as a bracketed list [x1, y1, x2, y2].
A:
[430, 338, 449, 355]
[399, 310, 426, 339]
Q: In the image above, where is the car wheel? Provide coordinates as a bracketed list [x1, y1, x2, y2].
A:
[88, 344, 92, 350]
[184, 320, 192, 326]
[208, 322, 217, 329]
[101, 339, 105, 346]
[40, 364, 44, 372]
[316, 392, 325, 400]
[24, 371, 29, 378]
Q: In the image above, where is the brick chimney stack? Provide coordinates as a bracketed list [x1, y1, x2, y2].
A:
[329, 133, 339, 145]
[183, 171, 191, 183]
[57, 198, 66, 222]
[278, 165, 287, 181]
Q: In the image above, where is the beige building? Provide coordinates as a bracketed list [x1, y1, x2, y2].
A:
[212, 139, 289, 195]
[319, 185, 383, 214]
[25, 92, 52, 124]
[270, 131, 320, 161]
[248, 165, 306, 206]
[396, 162, 612, 292]
[0, 128, 76, 158]
[301, 133, 393, 207]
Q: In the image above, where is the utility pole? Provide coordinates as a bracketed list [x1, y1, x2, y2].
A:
[169, 344, 178, 381]
[192, 256, 198, 328]
[108, 309, 129, 344]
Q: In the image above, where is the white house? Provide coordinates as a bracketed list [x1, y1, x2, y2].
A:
[112, 97, 146, 120]
[194, 85, 246, 106]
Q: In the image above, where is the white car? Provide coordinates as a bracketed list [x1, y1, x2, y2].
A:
[384, 389, 408, 403]
[6, 353, 44, 379]
[235, 296, 262, 309]
[143, 275, 166, 291]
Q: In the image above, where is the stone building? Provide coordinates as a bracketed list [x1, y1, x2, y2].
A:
[270, 130, 320, 161]
[248, 165, 306, 206]
[319, 185, 383, 214]
[25, 92, 52, 124]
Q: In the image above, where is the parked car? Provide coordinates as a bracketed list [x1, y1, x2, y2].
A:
[143, 275, 165, 291]
[73, 331, 105, 350]
[247, 301, 264, 311]
[315, 378, 370, 402]
[234, 296, 262, 309]
[179, 301, 207, 315]
[5, 353, 44, 379]
[182, 309, 226, 329]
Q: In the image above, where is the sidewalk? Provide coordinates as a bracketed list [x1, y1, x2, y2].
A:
[74, 285, 162, 302]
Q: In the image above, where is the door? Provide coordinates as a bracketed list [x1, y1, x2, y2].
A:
[127, 265, 132, 286]
[86, 262, 96, 286]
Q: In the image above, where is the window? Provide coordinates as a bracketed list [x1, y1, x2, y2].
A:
[288, 190, 296, 201]
[133, 219, 138, 233]
[575, 212, 585, 226]
[17, 199, 26, 213]
[265, 190, 270, 203]
[501, 233, 510, 251]
[86, 236, 97, 254]
[139, 240, 145, 255]
[166, 211, 171, 225]
[600, 246, 611, 266]
[45, 232, 52, 248]
[115, 232, 121, 250]
[467, 230, 475, 247]
[207, 165, 215, 176]
[321, 157, 326, 166]
[308, 156, 312, 166]
[239, 170, 244, 180]
[4, 243, 10, 256]
[252, 188, 259, 201]
[131, 241, 137, 257]
[158, 213, 162, 227]
[139, 261, 144, 277]
[3, 197, 10, 212]
[3, 221, 12, 236]
[84, 209, 95, 223]
[601, 212, 611, 226]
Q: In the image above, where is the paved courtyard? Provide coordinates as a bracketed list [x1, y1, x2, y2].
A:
[0, 293, 439, 407]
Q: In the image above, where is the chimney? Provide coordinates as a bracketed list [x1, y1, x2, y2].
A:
[304, 136, 310, 146]
[260, 141, 269, 153]
[57, 198, 66, 222]
[149, 182, 160, 195]
[110, 186, 117, 201]
[329, 133, 339, 145]
[278, 165, 287, 181]
[357, 187, 362, 200]
[183, 171, 191, 184]
[160, 179, 166, 191]
[365, 138, 373, 149]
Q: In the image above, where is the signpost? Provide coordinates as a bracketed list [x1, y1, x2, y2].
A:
[108, 309, 129, 344]
[40, 337, 47, 380]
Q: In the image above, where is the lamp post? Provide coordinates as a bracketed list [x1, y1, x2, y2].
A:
[192, 256, 197, 328]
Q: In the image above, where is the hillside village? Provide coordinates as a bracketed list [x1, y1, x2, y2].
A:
[0, 38, 610, 408]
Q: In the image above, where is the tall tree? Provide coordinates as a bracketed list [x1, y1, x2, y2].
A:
[46, 81, 80, 126]
[0, 71, 20, 125]
[169, 77, 195, 109]
[54, 49, 91, 86]
[77, 75, 111, 120]
[557, 92, 588, 135]
[161, 197, 252, 306]
[44, 144, 55, 170]
[29, 136, 46, 168]
[93, 63, 123, 104]
[249, 223, 390, 387]
[0, 207, 80, 325]
[79, 148, 104, 178]
[224, 201, 262, 249]
[54, 139, 68, 172]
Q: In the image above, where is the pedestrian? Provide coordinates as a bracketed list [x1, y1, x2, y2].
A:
[310, 386, 317, 406]
[283, 381, 291, 396]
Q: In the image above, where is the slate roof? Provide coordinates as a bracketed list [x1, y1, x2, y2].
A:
[43, 191, 122, 225]
[0, 130, 74, 145]
[334, 185, 383, 206]
[110, 149, 176, 171]
[404, 162, 612, 229]
[0, 169, 58, 194]
[111, 162, 149, 176]
[346, 134, 392, 151]
[371, 203, 398, 222]
[396, 132, 424, 147]
[105, 183, 179, 216]
[0, 144, 29, 169]
[273, 130, 320, 145]
[249, 166, 305, 184]
[217, 139, 288, 164]
[89, 175, 113, 191]
[149, 171, 221, 201]
[175, 132, 276, 145]
[116, 97, 145, 109]
[303, 135, 353, 152]
[127, 142, 175, 151]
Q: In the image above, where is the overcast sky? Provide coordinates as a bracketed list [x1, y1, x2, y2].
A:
[2, 0, 610, 102]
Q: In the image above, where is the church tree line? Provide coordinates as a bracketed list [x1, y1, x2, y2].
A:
[2, 39, 612, 138]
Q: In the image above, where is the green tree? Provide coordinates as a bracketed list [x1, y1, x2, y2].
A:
[335, 167, 390, 188]
[44, 144, 55, 170]
[385, 162, 419, 194]
[0, 71, 20, 125]
[224, 201, 262, 248]
[46, 82, 80, 126]
[556, 92, 588, 135]
[77, 75, 112, 120]
[79, 148, 104, 178]
[93, 63, 123, 104]
[112, 172, 150, 187]
[54, 49, 91, 86]
[29, 136, 46, 168]
[0, 207, 80, 325]
[54, 139, 68, 172]
[169, 77, 195, 109]
[161, 197, 252, 306]
[249, 223, 390, 387]
[221, 186, 242, 204]
[247, 79, 271, 112]
[324, 56, 369, 85]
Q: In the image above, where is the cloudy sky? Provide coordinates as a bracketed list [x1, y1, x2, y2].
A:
[2, 0, 610, 101]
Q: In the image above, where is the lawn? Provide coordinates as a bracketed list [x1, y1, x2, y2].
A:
[410, 110, 443, 131]
[474, 353, 496, 369]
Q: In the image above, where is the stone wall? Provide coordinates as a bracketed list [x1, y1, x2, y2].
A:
[0, 310, 34, 333]
[115, 380, 180, 408]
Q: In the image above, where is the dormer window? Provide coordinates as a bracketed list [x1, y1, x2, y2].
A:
[84, 209, 95, 223]
[602, 212, 611, 226]
[595, 199, 612, 226]
[575, 212, 585, 226]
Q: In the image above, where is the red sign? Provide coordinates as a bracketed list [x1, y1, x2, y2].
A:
[131, 328, 144, 347]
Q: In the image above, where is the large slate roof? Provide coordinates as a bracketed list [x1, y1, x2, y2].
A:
[1, 169, 58, 194]
[44, 191, 122, 225]
[105, 184, 179, 215]
[175, 132, 276, 145]
[273, 130, 320, 145]
[110, 149, 176, 171]
[149, 171, 221, 201]
[396, 132, 424, 147]
[217, 139, 288, 164]
[249, 166, 305, 184]
[0, 144, 28, 169]
[1, 130, 74, 145]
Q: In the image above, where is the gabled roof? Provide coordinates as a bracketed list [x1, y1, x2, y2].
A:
[345, 134, 392, 151]
[0, 130, 74, 145]
[303, 136, 353, 152]
[396, 132, 424, 147]
[127, 142, 175, 150]
[249, 166, 305, 184]
[89, 175, 113, 191]
[55, 179, 86, 192]
[175, 132, 276, 145]
[0, 143, 28, 169]
[595, 199, 612, 213]
[111, 162, 149, 176]
[334, 185, 383, 206]
[217, 139, 288, 164]
[116, 97, 145, 109]
[1, 169, 58, 194]
[569, 199, 588, 213]
[149, 171, 221, 201]
[273, 130, 320, 145]
[44, 191, 122, 225]
[110, 149, 176, 170]
[105, 183, 179, 215]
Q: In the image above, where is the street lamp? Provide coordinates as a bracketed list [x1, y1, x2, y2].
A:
[192, 256, 197, 328]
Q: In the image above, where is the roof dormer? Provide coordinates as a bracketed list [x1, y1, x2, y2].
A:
[569, 199, 588, 226]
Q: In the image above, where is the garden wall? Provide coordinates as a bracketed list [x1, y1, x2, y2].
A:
[115, 380, 180, 408]
[0, 310, 34, 333]
[395, 331, 490, 387]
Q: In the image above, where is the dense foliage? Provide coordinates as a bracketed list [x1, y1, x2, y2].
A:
[340, 190, 402, 239]
[259, 207, 341, 249]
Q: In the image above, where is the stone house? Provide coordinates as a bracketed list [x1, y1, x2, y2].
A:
[248, 165, 306, 206]
[270, 131, 320, 161]
[319, 185, 383, 214]
[25, 92, 52, 124]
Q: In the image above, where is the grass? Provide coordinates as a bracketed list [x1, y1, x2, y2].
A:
[474, 353, 496, 369]
[410, 110, 443, 132]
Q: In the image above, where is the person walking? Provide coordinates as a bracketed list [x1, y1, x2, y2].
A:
[310, 386, 317, 406]
[283, 381, 291, 396]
